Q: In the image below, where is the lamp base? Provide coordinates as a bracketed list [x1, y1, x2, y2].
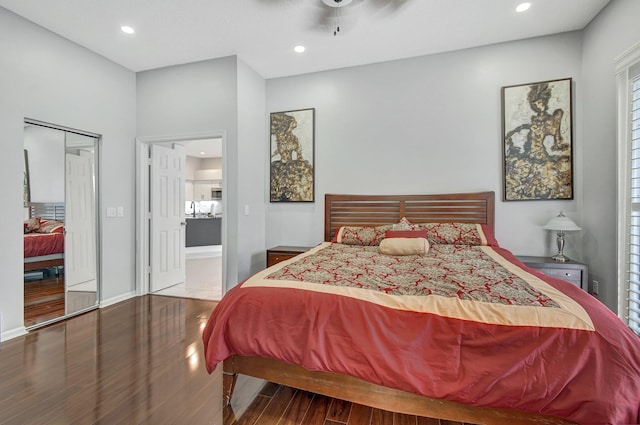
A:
[551, 253, 570, 262]
[552, 231, 570, 262]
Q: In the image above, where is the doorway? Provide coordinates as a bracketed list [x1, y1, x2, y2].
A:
[135, 132, 226, 301]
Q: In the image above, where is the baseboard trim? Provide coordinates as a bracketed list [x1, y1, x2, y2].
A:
[1, 326, 28, 343]
[1, 292, 139, 342]
[100, 291, 137, 308]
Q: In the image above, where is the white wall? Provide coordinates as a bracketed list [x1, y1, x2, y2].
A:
[201, 158, 223, 170]
[137, 56, 259, 288]
[0, 7, 136, 339]
[581, 0, 640, 310]
[237, 58, 267, 280]
[185, 155, 200, 181]
[266, 32, 584, 260]
[23, 125, 65, 203]
[186, 156, 223, 177]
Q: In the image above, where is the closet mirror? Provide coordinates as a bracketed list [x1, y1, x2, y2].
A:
[23, 120, 100, 328]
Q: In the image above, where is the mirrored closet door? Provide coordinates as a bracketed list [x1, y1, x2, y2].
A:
[23, 120, 100, 328]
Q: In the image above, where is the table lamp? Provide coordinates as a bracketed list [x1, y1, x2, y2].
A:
[543, 212, 581, 262]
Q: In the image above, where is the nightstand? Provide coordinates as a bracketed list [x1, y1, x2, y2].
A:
[517, 255, 588, 291]
[266, 246, 313, 268]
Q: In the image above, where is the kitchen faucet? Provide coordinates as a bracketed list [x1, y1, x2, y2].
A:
[190, 201, 196, 217]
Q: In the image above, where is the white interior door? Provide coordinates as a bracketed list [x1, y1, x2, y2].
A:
[65, 151, 96, 289]
[150, 144, 186, 292]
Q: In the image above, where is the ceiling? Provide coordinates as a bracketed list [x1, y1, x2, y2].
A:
[159, 138, 222, 159]
[0, 0, 609, 79]
[183, 138, 223, 159]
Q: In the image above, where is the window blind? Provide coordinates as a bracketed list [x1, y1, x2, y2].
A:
[627, 72, 640, 336]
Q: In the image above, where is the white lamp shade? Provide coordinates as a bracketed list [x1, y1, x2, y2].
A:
[543, 212, 581, 231]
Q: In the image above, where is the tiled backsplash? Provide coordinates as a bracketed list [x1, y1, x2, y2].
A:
[186, 200, 222, 216]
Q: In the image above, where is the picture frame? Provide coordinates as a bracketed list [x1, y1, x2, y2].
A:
[501, 78, 573, 201]
[23, 149, 30, 207]
[269, 108, 315, 202]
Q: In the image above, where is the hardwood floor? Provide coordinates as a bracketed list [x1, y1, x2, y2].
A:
[224, 382, 471, 425]
[0, 295, 222, 424]
[24, 273, 65, 326]
[2, 295, 471, 425]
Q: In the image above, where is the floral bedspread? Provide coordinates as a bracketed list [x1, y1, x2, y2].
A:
[203, 242, 640, 425]
[266, 243, 558, 307]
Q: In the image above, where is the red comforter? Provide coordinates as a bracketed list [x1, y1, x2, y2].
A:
[203, 241, 640, 425]
[24, 232, 64, 258]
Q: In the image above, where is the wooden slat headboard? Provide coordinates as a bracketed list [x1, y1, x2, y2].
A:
[324, 192, 495, 242]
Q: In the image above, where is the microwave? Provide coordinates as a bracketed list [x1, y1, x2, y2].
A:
[211, 188, 222, 200]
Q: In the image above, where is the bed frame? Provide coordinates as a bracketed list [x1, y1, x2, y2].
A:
[24, 202, 65, 272]
[222, 191, 574, 425]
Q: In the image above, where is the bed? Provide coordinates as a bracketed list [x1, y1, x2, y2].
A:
[24, 203, 65, 272]
[202, 191, 640, 425]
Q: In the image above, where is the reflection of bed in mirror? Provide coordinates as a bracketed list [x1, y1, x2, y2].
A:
[24, 202, 65, 272]
[23, 202, 66, 327]
[23, 119, 101, 328]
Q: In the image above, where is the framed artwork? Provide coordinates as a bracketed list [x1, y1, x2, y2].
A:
[270, 108, 315, 202]
[501, 78, 573, 201]
[23, 149, 30, 207]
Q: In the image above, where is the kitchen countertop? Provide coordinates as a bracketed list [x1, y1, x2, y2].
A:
[186, 215, 222, 219]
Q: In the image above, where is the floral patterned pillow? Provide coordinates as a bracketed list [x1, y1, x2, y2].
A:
[385, 230, 429, 239]
[336, 224, 394, 246]
[37, 220, 65, 234]
[24, 217, 41, 234]
[392, 217, 421, 231]
[414, 222, 486, 245]
[392, 217, 490, 246]
[336, 219, 493, 246]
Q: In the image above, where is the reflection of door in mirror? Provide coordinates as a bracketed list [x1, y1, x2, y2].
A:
[23, 120, 100, 328]
[65, 133, 98, 316]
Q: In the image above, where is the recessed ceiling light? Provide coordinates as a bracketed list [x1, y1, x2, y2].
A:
[200, 151, 205, 155]
[121, 25, 135, 34]
[294, 45, 306, 53]
[516, 2, 531, 12]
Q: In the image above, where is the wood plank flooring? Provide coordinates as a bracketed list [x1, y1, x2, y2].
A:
[1, 295, 472, 425]
[224, 381, 472, 425]
[23, 274, 65, 326]
[0, 295, 222, 425]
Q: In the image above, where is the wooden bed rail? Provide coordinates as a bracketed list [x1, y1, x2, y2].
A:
[223, 355, 575, 425]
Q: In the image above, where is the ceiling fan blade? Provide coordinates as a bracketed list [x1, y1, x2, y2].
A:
[272, 0, 414, 34]
[367, 0, 412, 16]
